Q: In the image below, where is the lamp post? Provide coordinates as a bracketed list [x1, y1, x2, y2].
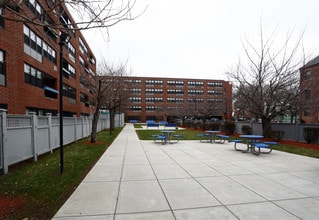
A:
[59, 31, 70, 174]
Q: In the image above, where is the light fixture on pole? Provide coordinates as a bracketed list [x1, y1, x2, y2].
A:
[59, 31, 70, 174]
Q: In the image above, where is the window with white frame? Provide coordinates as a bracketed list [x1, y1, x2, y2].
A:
[24, 25, 56, 63]
[68, 42, 75, 62]
[305, 70, 311, 80]
[0, 50, 5, 86]
[0, 8, 4, 28]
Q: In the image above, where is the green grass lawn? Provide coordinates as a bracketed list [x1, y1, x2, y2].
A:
[0, 128, 122, 220]
[1, 126, 317, 219]
[271, 144, 319, 158]
[135, 128, 319, 158]
[135, 128, 207, 140]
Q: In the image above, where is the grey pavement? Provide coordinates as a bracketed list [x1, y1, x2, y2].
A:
[52, 123, 319, 220]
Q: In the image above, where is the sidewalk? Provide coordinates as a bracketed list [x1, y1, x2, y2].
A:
[53, 123, 319, 219]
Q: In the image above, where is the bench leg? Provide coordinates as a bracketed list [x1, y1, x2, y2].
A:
[234, 142, 243, 151]
[263, 148, 272, 154]
[200, 137, 209, 143]
[252, 146, 261, 155]
[253, 146, 272, 155]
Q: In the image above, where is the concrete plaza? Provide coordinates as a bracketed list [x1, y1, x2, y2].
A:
[53, 123, 319, 219]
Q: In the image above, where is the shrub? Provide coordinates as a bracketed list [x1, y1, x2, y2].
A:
[184, 121, 194, 128]
[241, 125, 252, 134]
[270, 130, 285, 141]
[303, 127, 319, 144]
[224, 120, 236, 134]
[207, 122, 221, 131]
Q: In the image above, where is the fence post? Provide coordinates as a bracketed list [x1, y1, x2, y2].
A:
[46, 113, 53, 153]
[73, 115, 77, 142]
[296, 122, 300, 142]
[81, 116, 85, 139]
[29, 112, 38, 162]
[0, 109, 8, 174]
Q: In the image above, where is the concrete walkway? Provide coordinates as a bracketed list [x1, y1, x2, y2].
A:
[53, 124, 319, 220]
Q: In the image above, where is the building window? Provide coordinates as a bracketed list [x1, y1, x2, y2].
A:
[62, 84, 76, 104]
[62, 59, 76, 78]
[305, 70, 311, 80]
[25, 0, 43, 20]
[24, 25, 56, 64]
[0, 104, 8, 110]
[304, 108, 310, 116]
[0, 8, 4, 28]
[167, 80, 183, 86]
[146, 80, 163, 85]
[24, 63, 58, 99]
[129, 97, 141, 103]
[0, 50, 5, 86]
[207, 90, 223, 95]
[131, 106, 142, 112]
[24, 63, 43, 88]
[305, 89, 311, 101]
[207, 82, 223, 87]
[188, 81, 204, 87]
[131, 88, 141, 94]
[188, 89, 203, 94]
[79, 38, 88, 55]
[167, 89, 184, 94]
[80, 92, 89, 107]
[67, 42, 76, 62]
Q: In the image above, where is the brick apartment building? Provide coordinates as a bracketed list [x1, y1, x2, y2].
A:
[0, 1, 96, 116]
[300, 55, 319, 124]
[121, 76, 232, 122]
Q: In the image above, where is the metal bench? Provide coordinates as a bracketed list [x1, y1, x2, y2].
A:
[164, 123, 177, 129]
[197, 133, 211, 142]
[216, 135, 230, 143]
[147, 123, 159, 129]
[252, 143, 272, 155]
[154, 135, 167, 144]
[228, 139, 244, 151]
[172, 134, 183, 143]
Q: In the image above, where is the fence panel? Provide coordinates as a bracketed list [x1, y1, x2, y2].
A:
[1, 113, 122, 174]
[7, 127, 33, 165]
[37, 116, 51, 155]
[235, 121, 319, 143]
[37, 127, 51, 155]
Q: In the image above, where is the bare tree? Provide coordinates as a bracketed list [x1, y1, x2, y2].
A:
[0, 0, 141, 33]
[90, 61, 130, 142]
[228, 24, 306, 137]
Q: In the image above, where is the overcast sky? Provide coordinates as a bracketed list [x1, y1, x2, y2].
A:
[83, 0, 319, 80]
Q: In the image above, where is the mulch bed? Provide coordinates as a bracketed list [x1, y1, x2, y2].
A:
[0, 196, 26, 219]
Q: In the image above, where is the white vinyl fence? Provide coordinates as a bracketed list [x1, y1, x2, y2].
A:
[0, 109, 124, 174]
[235, 120, 319, 143]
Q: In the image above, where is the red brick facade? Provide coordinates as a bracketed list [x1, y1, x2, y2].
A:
[300, 56, 319, 123]
[121, 76, 232, 122]
[0, 1, 96, 116]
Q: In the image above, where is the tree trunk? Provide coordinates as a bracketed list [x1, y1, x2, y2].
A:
[90, 110, 100, 143]
[261, 118, 272, 138]
[109, 109, 115, 135]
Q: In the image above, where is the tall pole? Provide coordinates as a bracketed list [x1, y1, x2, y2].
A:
[59, 39, 64, 174]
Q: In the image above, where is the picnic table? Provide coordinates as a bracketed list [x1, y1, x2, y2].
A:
[239, 135, 264, 153]
[160, 130, 176, 144]
[205, 130, 220, 143]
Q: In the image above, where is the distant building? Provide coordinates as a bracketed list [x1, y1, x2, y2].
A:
[120, 76, 232, 122]
[300, 55, 319, 123]
[0, 1, 96, 116]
